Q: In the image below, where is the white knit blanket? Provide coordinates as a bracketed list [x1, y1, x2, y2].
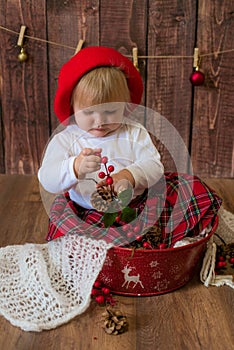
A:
[0, 208, 233, 332]
[0, 234, 112, 331]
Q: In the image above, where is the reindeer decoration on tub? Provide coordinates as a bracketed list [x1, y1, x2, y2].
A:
[121, 265, 144, 289]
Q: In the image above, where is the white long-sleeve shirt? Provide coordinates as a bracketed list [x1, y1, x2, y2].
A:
[38, 119, 164, 209]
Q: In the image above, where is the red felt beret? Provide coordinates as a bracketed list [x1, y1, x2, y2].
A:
[54, 46, 143, 124]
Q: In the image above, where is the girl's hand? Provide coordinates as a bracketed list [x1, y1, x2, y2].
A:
[97, 169, 135, 195]
[73, 148, 102, 179]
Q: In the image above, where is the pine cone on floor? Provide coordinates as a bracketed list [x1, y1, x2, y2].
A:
[102, 307, 128, 335]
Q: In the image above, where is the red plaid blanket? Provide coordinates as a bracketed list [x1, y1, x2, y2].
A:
[46, 173, 222, 247]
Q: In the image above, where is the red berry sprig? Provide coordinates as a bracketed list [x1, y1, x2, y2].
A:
[214, 239, 234, 274]
[98, 156, 115, 186]
[91, 281, 117, 306]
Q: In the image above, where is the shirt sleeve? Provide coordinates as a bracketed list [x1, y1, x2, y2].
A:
[38, 132, 78, 193]
[125, 124, 164, 192]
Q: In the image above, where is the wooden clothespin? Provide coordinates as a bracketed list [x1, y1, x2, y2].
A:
[132, 47, 139, 71]
[17, 25, 28, 62]
[193, 47, 200, 70]
[17, 25, 27, 47]
[74, 39, 84, 55]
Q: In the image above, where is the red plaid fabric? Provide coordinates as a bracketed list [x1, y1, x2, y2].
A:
[46, 173, 222, 247]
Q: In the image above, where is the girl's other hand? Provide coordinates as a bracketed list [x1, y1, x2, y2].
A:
[97, 169, 135, 195]
[73, 148, 102, 179]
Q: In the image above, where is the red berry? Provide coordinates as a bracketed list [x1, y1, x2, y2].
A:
[93, 281, 102, 288]
[95, 295, 105, 304]
[216, 261, 226, 269]
[229, 257, 234, 264]
[106, 296, 116, 306]
[106, 176, 113, 185]
[108, 165, 115, 172]
[91, 288, 100, 296]
[101, 156, 108, 164]
[127, 231, 134, 238]
[143, 242, 152, 249]
[98, 171, 106, 179]
[122, 223, 130, 232]
[216, 262, 222, 269]
[133, 225, 141, 233]
[115, 215, 121, 223]
[218, 255, 225, 262]
[159, 243, 167, 250]
[136, 235, 143, 242]
[101, 287, 110, 295]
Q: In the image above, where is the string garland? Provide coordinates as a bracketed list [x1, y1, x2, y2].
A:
[1, 23, 234, 86]
[1, 24, 234, 60]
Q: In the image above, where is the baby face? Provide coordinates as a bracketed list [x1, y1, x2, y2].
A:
[74, 102, 125, 137]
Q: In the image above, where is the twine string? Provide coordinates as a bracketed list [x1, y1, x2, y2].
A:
[1, 24, 234, 59]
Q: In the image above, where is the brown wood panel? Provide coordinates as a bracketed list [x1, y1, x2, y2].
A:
[46, 0, 100, 131]
[0, 175, 233, 349]
[0, 97, 4, 173]
[0, 1, 233, 177]
[146, 0, 197, 172]
[191, 0, 234, 177]
[100, 0, 148, 125]
[0, 0, 50, 174]
[100, 0, 147, 55]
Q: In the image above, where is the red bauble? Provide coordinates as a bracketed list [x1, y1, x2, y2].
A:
[190, 70, 205, 86]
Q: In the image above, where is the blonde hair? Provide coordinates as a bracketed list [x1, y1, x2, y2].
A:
[71, 67, 131, 108]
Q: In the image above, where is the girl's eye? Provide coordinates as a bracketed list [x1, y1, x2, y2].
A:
[83, 110, 94, 115]
[104, 110, 117, 115]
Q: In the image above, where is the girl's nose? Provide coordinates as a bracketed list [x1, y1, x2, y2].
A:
[94, 112, 106, 126]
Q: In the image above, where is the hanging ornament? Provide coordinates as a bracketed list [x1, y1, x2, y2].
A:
[17, 25, 28, 62]
[190, 47, 204, 86]
[18, 47, 28, 62]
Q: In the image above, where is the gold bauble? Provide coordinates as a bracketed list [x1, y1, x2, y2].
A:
[18, 48, 28, 62]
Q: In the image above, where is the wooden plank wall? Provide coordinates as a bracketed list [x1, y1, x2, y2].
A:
[0, 0, 233, 177]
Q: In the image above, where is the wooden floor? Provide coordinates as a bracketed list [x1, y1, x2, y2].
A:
[0, 175, 233, 350]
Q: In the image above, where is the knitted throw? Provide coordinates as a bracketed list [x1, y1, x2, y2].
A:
[0, 208, 233, 332]
[0, 234, 112, 332]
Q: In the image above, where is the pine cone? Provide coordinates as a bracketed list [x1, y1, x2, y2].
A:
[102, 307, 128, 335]
[90, 186, 113, 212]
[126, 225, 162, 249]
